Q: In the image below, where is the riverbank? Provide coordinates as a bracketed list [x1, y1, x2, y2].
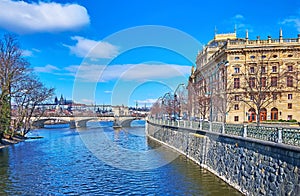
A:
[0, 135, 27, 149]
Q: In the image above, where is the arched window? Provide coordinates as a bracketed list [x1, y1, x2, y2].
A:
[248, 108, 256, 122]
[271, 108, 278, 121]
[260, 108, 267, 121]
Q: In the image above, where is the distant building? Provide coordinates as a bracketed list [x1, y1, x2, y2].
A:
[54, 95, 73, 105]
[189, 30, 300, 123]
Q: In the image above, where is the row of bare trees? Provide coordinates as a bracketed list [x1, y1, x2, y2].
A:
[190, 49, 300, 126]
[151, 48, 300, 127]
[0, 34, 54, 140]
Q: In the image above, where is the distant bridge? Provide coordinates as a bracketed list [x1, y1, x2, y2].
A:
[31, 116, 144, 129]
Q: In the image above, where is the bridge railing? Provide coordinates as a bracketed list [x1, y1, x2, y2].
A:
[147, 117, 300, 147]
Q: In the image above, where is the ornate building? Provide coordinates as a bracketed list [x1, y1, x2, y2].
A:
[189, 30, 300, 123]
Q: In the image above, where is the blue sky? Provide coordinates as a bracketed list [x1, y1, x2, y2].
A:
[1, 0, 300, 107]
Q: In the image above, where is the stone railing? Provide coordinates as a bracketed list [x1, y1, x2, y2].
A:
[148, 117, 300, 147]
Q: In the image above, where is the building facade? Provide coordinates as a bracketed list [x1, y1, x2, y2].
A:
[189, 30, 300, 123]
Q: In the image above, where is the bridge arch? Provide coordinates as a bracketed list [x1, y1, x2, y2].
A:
[119, 117, 142, 127]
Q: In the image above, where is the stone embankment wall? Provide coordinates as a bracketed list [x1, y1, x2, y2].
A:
[147, 122, 300, 195]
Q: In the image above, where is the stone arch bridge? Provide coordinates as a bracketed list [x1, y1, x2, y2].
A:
[31, 116, 143, 129]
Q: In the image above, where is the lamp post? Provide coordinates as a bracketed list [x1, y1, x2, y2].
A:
[174, 83, 185, 120]
[209, 60, 229, 132]
[161, 92, 172, 120]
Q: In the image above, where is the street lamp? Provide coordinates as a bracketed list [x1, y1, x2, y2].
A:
[173, 83, 186, 120]
[209, 60, 229, 132]
[161, 92, 172, 120]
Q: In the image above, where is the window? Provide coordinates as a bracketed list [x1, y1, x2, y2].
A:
[250, 55, 255, 59]
[234, 78, 240, 88]
[261, 93, 266, 100]
[273, 93, 277, 100]
[271, 77, 278, 87]
[288, 65, 293, 71]
[234, 95, 240, 101]
[288, 115, 293, 120]
[287, 76, 293, 87]
[288, 94, 293, 100]
[249, 77, 255, 87]
[261, 77, 266, 87]
[261, 67, 266, 73]
[250, 67, 255, 73]
[273, 55, 278, 58]
[288, 54, 293, 58]
[234, 56, 240, 60]
[261, 55, 266, 59]
[234, 104, 239, 110]
[288, 103, 292, 109]
[234, 116, 239, 122]
[250, 94, 254, 101]
[234, 67, 240, 73]
[272, 66, 277, 72]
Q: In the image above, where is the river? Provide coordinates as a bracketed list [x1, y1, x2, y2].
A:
[0, 121, 241, 195]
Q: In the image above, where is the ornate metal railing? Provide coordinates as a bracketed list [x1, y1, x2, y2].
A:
[225, 124, 243, 136]
[282, 128, 300, 146]
[147, 117, 300, 147]
[247, 126, 278, 142]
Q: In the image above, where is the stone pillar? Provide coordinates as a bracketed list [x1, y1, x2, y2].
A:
[243, 124, 248, 137]
[268, 35, 271, 43]
[277, 127, 283, 143]
[69, 121, 76, 129]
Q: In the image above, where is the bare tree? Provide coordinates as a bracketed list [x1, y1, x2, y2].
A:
[0, 34, 54, 139]
[0, 34, 29, 138]
[230, 50, 300, 126]
[13, 75, 54, 135]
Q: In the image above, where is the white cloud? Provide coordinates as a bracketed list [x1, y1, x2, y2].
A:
[65, 36, 119, 59]
[227, 14, 252, 33]
[0, 0, 90, 34]
[34, 64, 60, 73]
[281, 17, 300, 32]
[136, 99, 157, 104]
[104, 91, 113, 94]
[22, 49, 33, 57]
[234, 14, 244, 19]
[65, 63, 191, 82]
[22, 48, 41, 57]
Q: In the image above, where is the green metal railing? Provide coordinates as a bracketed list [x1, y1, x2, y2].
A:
[147, 117, 300, 147]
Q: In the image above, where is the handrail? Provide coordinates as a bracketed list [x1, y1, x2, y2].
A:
[147, 117, 300, 147]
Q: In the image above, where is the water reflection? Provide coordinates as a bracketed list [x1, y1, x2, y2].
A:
[0, 122, 241, 195]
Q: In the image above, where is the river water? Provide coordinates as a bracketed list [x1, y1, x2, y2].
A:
[0, 121, 241, 195]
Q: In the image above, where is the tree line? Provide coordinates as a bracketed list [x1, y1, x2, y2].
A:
[0, 34, 54, 140]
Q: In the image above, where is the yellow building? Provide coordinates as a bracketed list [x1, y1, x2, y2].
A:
[189, 30, 300, 123]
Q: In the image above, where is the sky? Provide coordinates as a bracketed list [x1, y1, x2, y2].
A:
[1, 0, 300, 107]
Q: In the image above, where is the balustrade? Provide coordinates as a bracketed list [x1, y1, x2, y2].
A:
[147, 117, 300, 147]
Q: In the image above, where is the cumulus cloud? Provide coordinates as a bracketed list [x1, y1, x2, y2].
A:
[65, 63, 191, 82]
[64, 36, 119, 59]
[0, 0, 90, 34]
[34, 64, 60, 73]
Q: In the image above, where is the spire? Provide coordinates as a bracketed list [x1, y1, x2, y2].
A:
[234, 24, 237, 34]
[245, 29, 248, 39]
[279, 28, 283, 43]
[214, 26, 217, 36]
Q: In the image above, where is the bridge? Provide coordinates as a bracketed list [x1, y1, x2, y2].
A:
[31, 116, 144, 129]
